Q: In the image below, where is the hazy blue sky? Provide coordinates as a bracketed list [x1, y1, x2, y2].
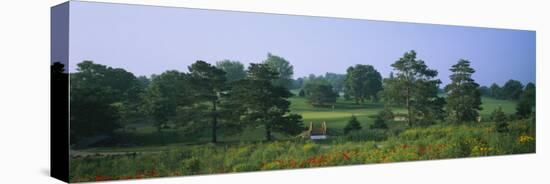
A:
[62, 1, 535, 86]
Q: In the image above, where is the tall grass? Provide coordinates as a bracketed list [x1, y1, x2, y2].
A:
[70, 119, 535, 182]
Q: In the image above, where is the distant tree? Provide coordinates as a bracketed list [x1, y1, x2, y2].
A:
[516, 100, 532, 119]
[324, 72, 346, 93]
[516, 83, 536, 118]
[501, 80, 524, 100]
[291, 77, 305, 89]
[302, 77, 330, 96]
[298, 89, 306, 97]
[489, 83, 502, 99]
[344, 115, 362, 134]
[264, 53, 294, 89]
[345, 64, 383, 104]
[444, 59, 482, 123]
[479, 86, 491, 97]
[216, 60, 246, 83]
[491, 106, 508, 132]
[228, 63, 304, 141]
[381, 50, 444, 126]
[189, 60, 227, 143]
[522, 83, 536, 108]
[306, 83, 338, 107]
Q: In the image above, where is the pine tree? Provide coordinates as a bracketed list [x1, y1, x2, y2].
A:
[381, 50, 444, 126]
[444, 59, 482, 123]
[344, 115, 362, 134]
[491, 106, 508, 132]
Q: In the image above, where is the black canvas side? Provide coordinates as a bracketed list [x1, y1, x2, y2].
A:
[51, 2, 70, 183]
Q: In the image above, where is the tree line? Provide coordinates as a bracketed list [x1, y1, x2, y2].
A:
[64, 53, 304, 146]
[56, 50, 536, 147]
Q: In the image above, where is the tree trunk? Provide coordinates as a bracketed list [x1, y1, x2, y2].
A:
[211, 100, 218, 143]
[265, 124, 272, 141]
[406, 86, 412, 127]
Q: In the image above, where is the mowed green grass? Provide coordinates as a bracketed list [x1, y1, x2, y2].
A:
[290, 94, 516, 132]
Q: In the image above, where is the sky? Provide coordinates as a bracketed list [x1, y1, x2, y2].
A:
[57, 1, 536, 86]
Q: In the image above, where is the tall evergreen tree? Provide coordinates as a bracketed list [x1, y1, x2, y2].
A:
[228, 63, 304, 141]
[382, 50, 445, 126]
[444, 59, 482, 123]
[491, 106, 508, 132]
[188, 61, 227, 143]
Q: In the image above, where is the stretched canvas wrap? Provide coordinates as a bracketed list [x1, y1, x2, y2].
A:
[51, 1, 536, 183]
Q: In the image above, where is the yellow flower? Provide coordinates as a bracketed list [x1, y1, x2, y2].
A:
[518, 135, 534, 144]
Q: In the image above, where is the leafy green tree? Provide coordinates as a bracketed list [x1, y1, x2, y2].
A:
[380, 72, 406, 106]
[516, 83, 536, 118]
[264, 53, 294, 89]
[216, 60, 246, 83]
[324, 72, 346, 93]
[344, 115, 362, 134]
[491, 106, 508, 132]
[478, 86, 490, 97]
[382, 50, 445, 126]
[291, 77, 305, 89]
[444, 59, 482, 123]
[70, 61, 140, 144]
[378, 106, 395, 121]
[306, 83, 338, 107]
[522, 83, 536, 108]
[228, 63, 304, 141]
[345, 64, 382, 104]
[501, 80, 524, 100]
[189, 60, 227, 143]
[489, 83, 502, 99]
[142, 71, 191, 133]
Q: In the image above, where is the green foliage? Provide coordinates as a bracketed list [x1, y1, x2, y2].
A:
[491, 106, 508, 132]
[228, 63, 304, 140]
[378, 106, 394, 121]
[370, 115, 388, 129]
[264, 53, 294, 89]
[69, 120, 535, 182]
[298, 89, 306, 97]
[489, 83, 502, 99]
[478, 86, 491, 97]
[306, 83, 338, 107]
[344, 115, 362, 134]
[188, 60, 228, 143]
[345, 64, 383, 104]
[142, 70, 191, 132]
[216, 60, 246, 83]
[502, 80, 524, 100]
[444, 59, 482, 123]
[70, 61, 141, 144]
[382, 50, 444, 126]
[516, 83, 535, 118]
